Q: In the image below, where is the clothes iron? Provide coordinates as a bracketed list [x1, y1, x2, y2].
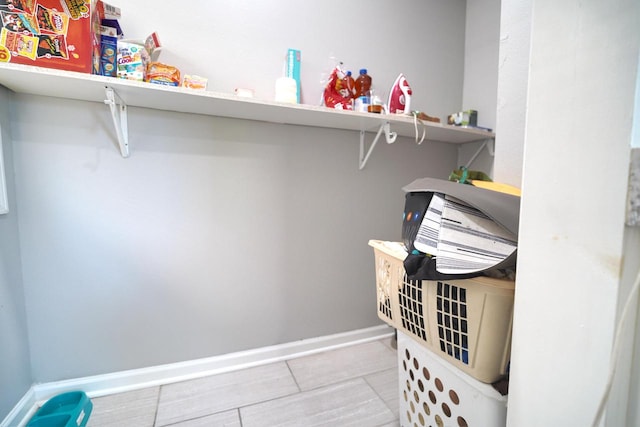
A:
[387, 73, 412, 114]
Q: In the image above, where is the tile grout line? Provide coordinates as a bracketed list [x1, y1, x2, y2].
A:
[284, 359, 303, 393]
[283, 338, 399, 394]
[365, 337, 400, 425]
[235, 358, 306, 425]
[235, 359, 306, 424]
[234, 376, 388, 424]
[152, 384, 162, 427]
[156, 410, 241, 427]
[362, 368, 399, 418]
[156, 360, 305, 427]
[236, 353, 397, 424]
[91, 337, 400, 427]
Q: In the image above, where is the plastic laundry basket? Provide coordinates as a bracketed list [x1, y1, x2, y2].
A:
[369, 240, 515, 383]
[398, 331, 507, 427]
[371, 240, 406, 328]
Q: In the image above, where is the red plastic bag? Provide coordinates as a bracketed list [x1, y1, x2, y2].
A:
[323, 66, 353, 110]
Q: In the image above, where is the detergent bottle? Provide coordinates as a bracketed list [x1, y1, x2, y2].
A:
[354, 69, 372, 112]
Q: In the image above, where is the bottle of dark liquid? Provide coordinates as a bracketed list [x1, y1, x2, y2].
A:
[341, 70, 356, 100]
[354, 68, 372, 99]
[354, 69, 372, 112]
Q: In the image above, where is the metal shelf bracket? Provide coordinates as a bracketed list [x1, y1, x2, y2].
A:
[463, 138, 495, 169]
[359, 121, 398, 170]
[104, 86, 130, 158]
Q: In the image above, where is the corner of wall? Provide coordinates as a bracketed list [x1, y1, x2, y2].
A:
[0, 86, 34, 421]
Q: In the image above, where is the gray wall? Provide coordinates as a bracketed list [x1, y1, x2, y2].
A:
[456, 0, 500, 178]
[7, 0, 468, 383]
[0, 87, 32, 418]
[462, 0, 500, 131]
[119, 0, 467, 120]
[493, 0, 531, 188]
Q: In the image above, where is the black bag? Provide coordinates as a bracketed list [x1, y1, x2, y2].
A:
[401, 192, 433, 253]
[404, 252, 482, 281]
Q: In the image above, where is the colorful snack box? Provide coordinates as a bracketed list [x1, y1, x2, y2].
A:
[116, 40, 148, 81]
[183, 74, 207, 90]
[98, 23, 116, 75]
[144, 31, 159, 60]
[285, 48, 300, 103]
[0, 0, 119, 74]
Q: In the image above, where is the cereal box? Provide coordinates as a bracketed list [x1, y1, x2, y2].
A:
[98, 23, 115, 75]
[0, 0, 119, 74]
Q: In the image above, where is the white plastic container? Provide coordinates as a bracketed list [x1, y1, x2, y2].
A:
[398, 331, 507, 427]
[275, 77, 297, 104]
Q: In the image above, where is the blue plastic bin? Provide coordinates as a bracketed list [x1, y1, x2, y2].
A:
[27, 391, 92, 427]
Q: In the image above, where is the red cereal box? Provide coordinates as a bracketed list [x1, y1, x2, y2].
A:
[0, 0, 119, 74]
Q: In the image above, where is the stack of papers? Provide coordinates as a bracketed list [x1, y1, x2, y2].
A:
[414, 193, 517, 275]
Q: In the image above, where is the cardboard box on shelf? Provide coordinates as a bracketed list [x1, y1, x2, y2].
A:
[0, 0, 120, 74]
[98, 23, 116, 76]
[285, 48, 300, 103]
[115, 40, 147, 81]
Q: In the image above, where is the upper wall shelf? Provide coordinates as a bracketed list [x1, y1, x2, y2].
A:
[0, 63, 494, 166]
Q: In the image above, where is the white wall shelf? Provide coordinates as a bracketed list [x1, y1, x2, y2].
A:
[0, 62, 494, 167]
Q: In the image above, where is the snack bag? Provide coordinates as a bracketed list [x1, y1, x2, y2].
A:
[0, 26, 37, 59]
[0, 0, 37, 15]
[1, 11, 38, 34]
[36, 33, 68, 58]
[35, 4, 69, 35]
[323, 65, 352, 110]
[145, 61, 180, 86]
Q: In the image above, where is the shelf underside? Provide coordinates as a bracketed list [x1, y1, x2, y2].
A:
[0, 63, 494, 143]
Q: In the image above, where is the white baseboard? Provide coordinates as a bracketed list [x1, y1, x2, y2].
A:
[3, 325, 393, 426]
[0, 387, 37, 427]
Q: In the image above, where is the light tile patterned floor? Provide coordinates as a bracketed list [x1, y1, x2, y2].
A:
[87, 337, 399, 427]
